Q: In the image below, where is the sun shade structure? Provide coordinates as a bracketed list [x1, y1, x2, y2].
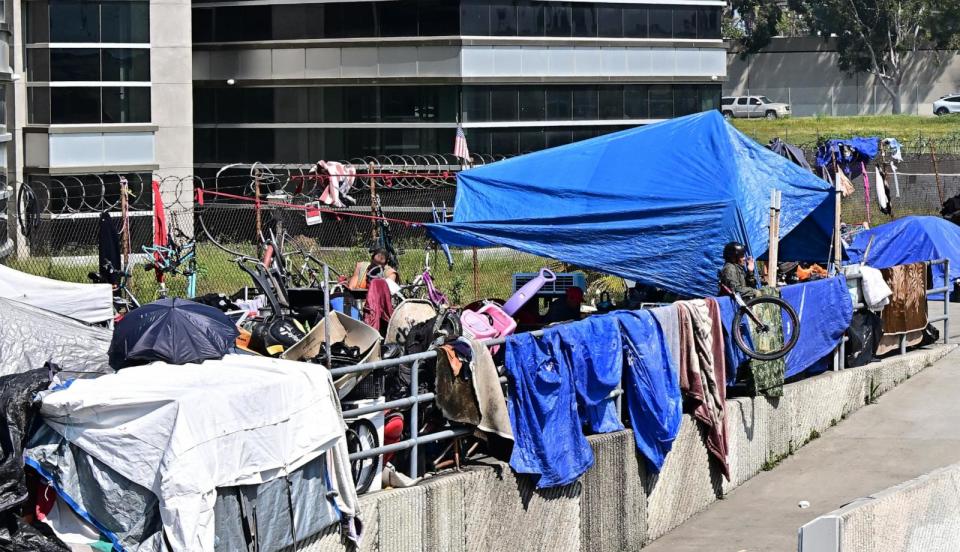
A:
[426, 111, 836, 298]
[847, 216, 960, 285]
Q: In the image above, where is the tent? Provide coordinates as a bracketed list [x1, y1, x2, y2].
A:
[427, 111, 835, 298]
[0, 263, 113, 323]
[847, 216, 960, 287]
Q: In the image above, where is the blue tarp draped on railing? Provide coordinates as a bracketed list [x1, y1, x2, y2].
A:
[719, 276, 853, 383]
[427, 111, 835, 298]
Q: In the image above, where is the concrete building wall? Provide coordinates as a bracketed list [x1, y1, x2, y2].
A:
[288, 345, 954, 552]
[725, 37, 960, 116]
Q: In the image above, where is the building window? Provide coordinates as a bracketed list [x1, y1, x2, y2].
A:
[192, 2, 723, 42]
[518, 88, 545, 121]
[50, 87, 100, 123]
[490, 88, 518, 121]
[48, 0, 149, 43]
[624, 85, 649, 119]
[648, 85, 674, 118]
[102, 48, 150, 81]
[102, 86, 151, 123]
[50, 48, 99, 81]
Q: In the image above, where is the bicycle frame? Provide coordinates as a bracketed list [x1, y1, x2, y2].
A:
[142, 238, 198, 299]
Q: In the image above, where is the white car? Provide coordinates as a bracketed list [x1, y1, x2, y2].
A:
[721, 96, 791, 119]
[933, 94, 960, 116]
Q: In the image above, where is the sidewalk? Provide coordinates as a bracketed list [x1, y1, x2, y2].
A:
[643, 346, 960, 552]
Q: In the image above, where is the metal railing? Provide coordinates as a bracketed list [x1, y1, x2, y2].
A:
[334, 327, 624, 480]
[839, 259, 950, 371]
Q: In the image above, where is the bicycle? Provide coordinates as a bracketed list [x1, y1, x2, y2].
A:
[724, 285, 800, 361]
[142, 228, 199, 298]
[399, 250, 448, 308]
[88, 260, 141, 314]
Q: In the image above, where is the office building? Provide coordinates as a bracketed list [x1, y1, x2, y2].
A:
[191, 0, 726, 166]
[10, 0, 192, 195]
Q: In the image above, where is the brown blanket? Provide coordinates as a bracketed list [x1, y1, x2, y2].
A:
[677, 298, 729, 480]
[877, 262, 927, 355]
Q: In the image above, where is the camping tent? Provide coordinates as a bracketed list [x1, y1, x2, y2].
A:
[847, 216, 960, 287]
[427, 111, 835, 298]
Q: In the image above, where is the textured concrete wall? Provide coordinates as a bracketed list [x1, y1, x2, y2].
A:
[800, 460, 960, 551]
[294, 344, 954, 552]
[725, 37, 960, 116]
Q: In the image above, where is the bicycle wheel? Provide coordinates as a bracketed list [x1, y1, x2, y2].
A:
[732, 295, 800, 361]
[345, 417, 381, 494]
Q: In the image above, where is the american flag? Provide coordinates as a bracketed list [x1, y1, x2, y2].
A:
[454, 124, 470, 161]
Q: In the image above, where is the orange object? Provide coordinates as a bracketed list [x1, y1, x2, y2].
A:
[796, 264, 828, 281]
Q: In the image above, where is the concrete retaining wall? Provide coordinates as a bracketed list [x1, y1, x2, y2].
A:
[298, 345, 954, 552]
[800, 458, 960, 551]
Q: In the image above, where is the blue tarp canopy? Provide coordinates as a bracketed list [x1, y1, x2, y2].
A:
[427, 111, 836, 298]
[847, 216, 960, 287]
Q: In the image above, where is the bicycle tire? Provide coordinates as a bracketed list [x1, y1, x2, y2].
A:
[733, 296, 800, 361]
[345, 417, 381, 494]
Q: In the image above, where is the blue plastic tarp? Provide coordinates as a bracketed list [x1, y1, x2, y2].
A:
[718, 276, 853, 383]
[781, 276, 853, 378]
[815, 137, 880, 178]
[613, 310, 683, 471]
[847, 216, 960, 295]
[427, 111, 835, 298]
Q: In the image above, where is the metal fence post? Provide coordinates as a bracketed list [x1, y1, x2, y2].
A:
[409, 358, 420, 479]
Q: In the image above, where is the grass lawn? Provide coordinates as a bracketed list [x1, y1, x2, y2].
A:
[732, 114, 960, 150]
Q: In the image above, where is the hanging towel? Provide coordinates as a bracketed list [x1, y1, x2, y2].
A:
[676, 299, 729, 480]
[862, 162, 871, 224]
[317, 160, 344, 208]
[891, 165, 901, 198]
[875, 166, 891, 215]
[554, 315, 624, 434]
[860, 265, 893, 311]
[504, 331, 593, 489]
[650, 305, 681, 370]
[614, 310, 682, 471]
[835, 171, 855, 198]
[467, 338, 514, 440]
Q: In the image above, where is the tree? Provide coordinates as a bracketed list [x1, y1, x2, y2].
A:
[788, 0, 960, 114]
[724, 0, 784, 54]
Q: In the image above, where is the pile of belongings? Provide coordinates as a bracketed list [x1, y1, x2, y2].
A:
[310, 341, 378, 369]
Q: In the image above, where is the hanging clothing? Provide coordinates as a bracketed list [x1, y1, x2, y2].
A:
[835, 171, 855, 198]
[504, 330, 594, 489]
[467, 338, 513, 440]
[614, 309, 682, 471]
[875, 166, 891, 215]
[362, 278, 394, 334]
[877, 263, 928, 355]
[676, 299, 729, 480]
[882, 138, 903, 198]
[435, 339, 513, 441]
[152, 179, 168, 284]
[747, 287, 785, 398]
[97, 212, 121, 285]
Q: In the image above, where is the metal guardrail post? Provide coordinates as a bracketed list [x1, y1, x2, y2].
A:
[945, 259, 950, 345]
[409, 358, 420, 479]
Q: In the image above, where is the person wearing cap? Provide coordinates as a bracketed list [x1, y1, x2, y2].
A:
[544, 286, 584, 323]
[719, 241, 759, 299]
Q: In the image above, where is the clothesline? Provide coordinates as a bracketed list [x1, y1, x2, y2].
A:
[195, 188, 423, 227]
[290, 172, 456, 181]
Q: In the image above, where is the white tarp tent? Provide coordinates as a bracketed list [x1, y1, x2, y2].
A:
[0, 263, 113, 323]
[39, 354, 361, 552]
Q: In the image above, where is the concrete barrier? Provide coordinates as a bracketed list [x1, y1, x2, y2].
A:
[799, 461, 960, 552]
[297, 344, 954, 552]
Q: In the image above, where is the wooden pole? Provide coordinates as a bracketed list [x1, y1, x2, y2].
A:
[932, 142, 945, 206]
[767, 190, 781, 287]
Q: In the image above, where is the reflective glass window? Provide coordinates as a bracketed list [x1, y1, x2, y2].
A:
[649, 85, 673, 118]
[379, 1, 418, 37]
[51, 48, 100, 81]
[572, 88, 598, 120]
[546, 87, 571, 119]
[649, 8, 673, 38]
[517, 3, 543, 35]
[102, 86, 150, 123]
[599, 87, 623, 119]
[518, 88, 545, 121]
[102, 1, 150, 43]
[460, 0, 489, 35]
[102, 48, 150, 81]
[624, 85, 649, 118]
[51, 87, 100, 123]
[623, 6, 647, 38]
[597, 7, 622, 37]
[490, 2, 517, 36]
[491, 88, 518, 121]
[673, 8, 697, 39]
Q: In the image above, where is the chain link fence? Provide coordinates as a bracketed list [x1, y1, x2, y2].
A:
[3, 149, 960, 306]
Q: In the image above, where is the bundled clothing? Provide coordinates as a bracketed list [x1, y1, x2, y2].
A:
[676, 299, 729, 479]
[435, 338, 513, 441]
